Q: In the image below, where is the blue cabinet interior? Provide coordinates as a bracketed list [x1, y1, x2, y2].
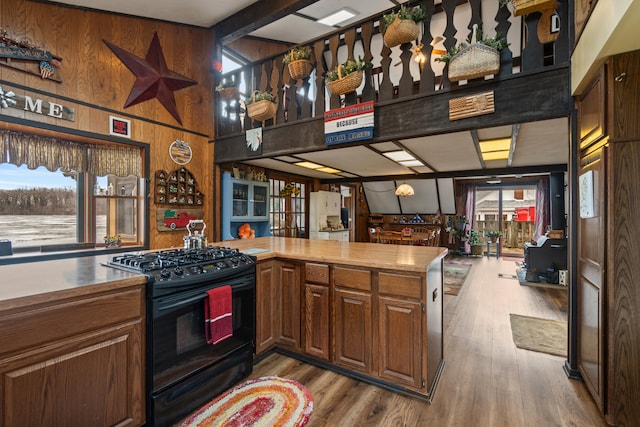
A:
[221, 172, 271, 240]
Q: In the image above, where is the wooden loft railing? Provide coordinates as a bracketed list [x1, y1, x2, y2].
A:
[215, 0, 570, 138]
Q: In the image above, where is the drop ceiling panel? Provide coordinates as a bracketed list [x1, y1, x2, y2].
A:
[477, 125, 512, 140]
[401, 131, 482, 172]
[511, 118, 568, 167]
[298, 146, 413, 177]
[249, 15, 335, 44]
[370, 141, 401, 152]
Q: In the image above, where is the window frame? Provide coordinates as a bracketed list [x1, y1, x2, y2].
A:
[0, 122, 150, 265]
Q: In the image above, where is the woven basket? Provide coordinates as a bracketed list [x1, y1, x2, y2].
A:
[246, 91, 277, 122]
[511, 0, 557, 16]
[327, 69, 363, 96]
[448, 25, 500, 82]
[287, 59, 313, 80]
[383, 16, 421, 48]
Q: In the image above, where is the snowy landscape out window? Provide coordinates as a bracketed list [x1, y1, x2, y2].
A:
[0, 130, 147, 252]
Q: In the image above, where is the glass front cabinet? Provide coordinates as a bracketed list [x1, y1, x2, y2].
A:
[222, 172, 271, 240]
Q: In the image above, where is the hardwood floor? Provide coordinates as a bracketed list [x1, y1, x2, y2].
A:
[250, 256, 607, 427]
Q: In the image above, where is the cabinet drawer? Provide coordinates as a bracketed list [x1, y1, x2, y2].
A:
[379, 272, 422, 300]
[305, 263, 330, 285]
[334, 266, 371, 291]
[0, 287, 144, 357]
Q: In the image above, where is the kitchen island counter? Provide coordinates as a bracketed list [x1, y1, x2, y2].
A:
[223, 236, 448, 271]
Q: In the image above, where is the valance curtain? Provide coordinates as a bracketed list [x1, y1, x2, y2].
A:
[0, 130, 142, 177]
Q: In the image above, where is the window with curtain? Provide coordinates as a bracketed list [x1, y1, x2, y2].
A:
[0, 130, 146, 252]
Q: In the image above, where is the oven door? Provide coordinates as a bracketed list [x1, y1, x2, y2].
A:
[151, 271, 255, 393]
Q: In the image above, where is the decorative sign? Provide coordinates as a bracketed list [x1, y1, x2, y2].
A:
[449, 91, 494, 121]
[579, 170, 595, 218]
[169, 139, 193, 165]
[246, 127, 263, 155]
[0, 85, 75, 121]
[324, 101, 374, 145]
[0, 28, 63, 82]
[156, 208, 203, 232]
[109, 115, 131, 138]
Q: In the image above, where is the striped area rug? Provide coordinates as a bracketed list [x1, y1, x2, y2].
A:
[180, 376, 313, 427]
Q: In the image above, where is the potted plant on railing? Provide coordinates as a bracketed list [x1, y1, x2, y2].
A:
[215, 80, 239, 101]
[435, 24, 509, 82]
[245, 90, 278, 122]
[381, 5, 428, 48]
[486, 230, 502, 242]
[326, 57, 372, 96]
[283, 46, 314, 80]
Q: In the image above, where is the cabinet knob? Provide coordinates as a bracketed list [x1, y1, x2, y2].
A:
[614, 72, 627, 82]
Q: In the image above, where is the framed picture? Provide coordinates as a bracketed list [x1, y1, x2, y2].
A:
[169, 139, 193, 165]
[579, 170, 595, 218]
[109, 116, 131, 138]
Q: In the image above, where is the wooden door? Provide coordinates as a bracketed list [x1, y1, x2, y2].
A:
[577, 144, 606, 411]
[334, 287, 372, 373]
[304, 283, 330, 360]
[378, 295, 422, 389]
[256, 261, 278, 355]
[277, 261, 301, 349]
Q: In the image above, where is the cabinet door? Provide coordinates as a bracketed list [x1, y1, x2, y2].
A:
[232, 181, 250, 218]
[252, 183, 269, 219]
[277, 261, 301, 349]
[334, 288, 372, 373]
[378, 296, 422, 389]
[0, 322, 144, 426]
[327, 191, 341, 216]
[256, 261, 278, 355]
[577, 145, 606, 411]
[304, 284, 330, 360]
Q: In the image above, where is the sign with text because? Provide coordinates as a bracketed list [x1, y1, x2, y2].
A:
[324, 101, 374, 145]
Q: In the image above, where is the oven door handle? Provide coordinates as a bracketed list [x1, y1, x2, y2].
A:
[158, 293, 207, 312]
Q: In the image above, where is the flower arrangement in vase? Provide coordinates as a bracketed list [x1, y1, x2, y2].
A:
[283, 46, 313, 80]
[279, 182, 300, 197]
[104, 234, 122, 247]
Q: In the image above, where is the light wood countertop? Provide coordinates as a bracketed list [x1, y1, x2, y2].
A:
[222, 237, 448, 272]
[0, 237, 447, 311]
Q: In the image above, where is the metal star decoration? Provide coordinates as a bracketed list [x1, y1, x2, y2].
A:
[104, 32, 197, 125]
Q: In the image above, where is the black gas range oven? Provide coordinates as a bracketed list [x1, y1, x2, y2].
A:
[106, 246, 256, 427]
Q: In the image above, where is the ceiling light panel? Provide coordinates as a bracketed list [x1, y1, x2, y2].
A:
[295, 161, 323, 169]
[479, 138, 511, 153]
[317, 8, 356, 26]
[399, 160, 424, 167]
[316, 166, 342, 174]
[383, 151, 415, 162]
[482, 151, 510, 161]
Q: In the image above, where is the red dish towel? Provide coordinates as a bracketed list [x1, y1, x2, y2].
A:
[205, 285, 233, 344]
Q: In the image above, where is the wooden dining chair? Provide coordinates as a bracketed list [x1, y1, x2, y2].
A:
[378, 230, 405, 245]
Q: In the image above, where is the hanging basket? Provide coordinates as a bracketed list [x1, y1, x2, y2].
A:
[246, 91, 277, 122]
[217, 86, 239, 101]
[383, 16, 421, 48]
[287, 59, 313, 80]
[448, 26, 500, 82]
[511, 0, 557, 16]
[327, 69, 363, 96]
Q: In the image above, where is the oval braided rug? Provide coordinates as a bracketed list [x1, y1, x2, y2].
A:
[180, 376, 313, 427]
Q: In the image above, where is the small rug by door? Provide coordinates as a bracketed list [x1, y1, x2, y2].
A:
[443, 260, 472, 296]
[509, 313, 567, 357]
[180, 376, 313, 427]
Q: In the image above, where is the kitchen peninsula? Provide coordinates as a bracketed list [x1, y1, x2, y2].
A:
[0, 237, 446, 426]
[223, 237, 447, 401]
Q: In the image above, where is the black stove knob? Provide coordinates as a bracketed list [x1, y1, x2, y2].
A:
[160, 268, 171, 279]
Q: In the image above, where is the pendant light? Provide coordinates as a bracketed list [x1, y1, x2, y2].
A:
[395, 183, 415, 196]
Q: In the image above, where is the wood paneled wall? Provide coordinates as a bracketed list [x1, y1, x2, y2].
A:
[0, 0, 216, 249]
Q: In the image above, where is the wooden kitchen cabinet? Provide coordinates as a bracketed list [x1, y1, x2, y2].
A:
[333, 266, 373, 374]
[575, 49, 640, 425]
[277, 261, 301, 350]
[378, 272, 423, 390]
[0, 284, 145, 427]
[256, 260, 278, 355]
[304, 263, 330, 360]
